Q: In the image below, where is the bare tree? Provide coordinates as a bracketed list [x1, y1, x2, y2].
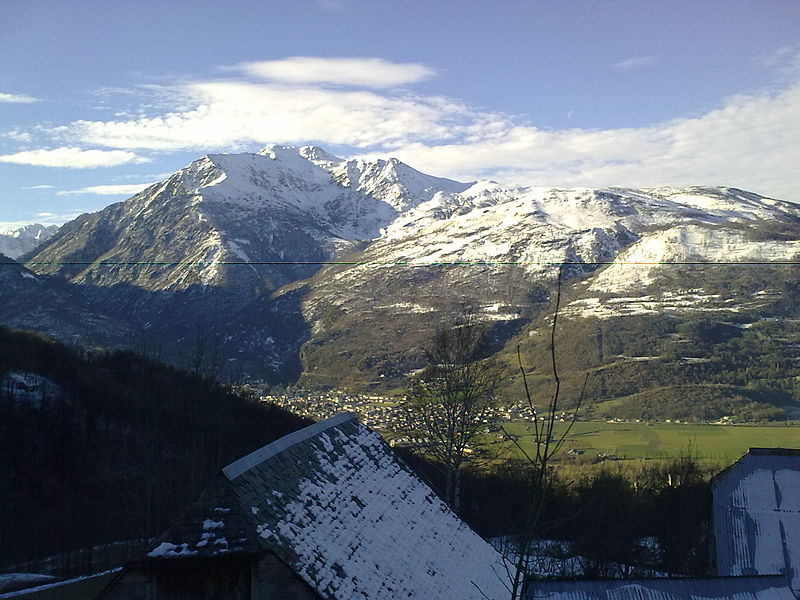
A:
[501, 266, 588, 599]
[404, 316, 505, 512]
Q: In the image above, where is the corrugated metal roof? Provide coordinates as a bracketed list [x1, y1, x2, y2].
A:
[145, 413, 512, 600]
[713, 448, 800, 595]
[523, 575, 796, 599]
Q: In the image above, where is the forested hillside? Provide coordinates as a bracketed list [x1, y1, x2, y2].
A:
[0, 327, 718, 579]
[506, 264, 800, 422]
[0, 327, 310, 568]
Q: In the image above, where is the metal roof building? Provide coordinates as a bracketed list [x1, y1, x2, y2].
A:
[524, 575, 796, 600]
[521, 447, 800, 600]
[100, 413, 511, 600]
[713, 448, 800, 597]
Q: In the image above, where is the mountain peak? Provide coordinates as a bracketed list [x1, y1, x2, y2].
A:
[0, 223, 59, 259]
[298, 145, 344, 167]
[257, 144, 343, 168]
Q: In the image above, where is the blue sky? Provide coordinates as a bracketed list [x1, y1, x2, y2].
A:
[1, 0, 799, 227]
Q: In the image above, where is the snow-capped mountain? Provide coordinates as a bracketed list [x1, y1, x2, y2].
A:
[0, 223, 59, 259]
[30, 145, 468, 291]
[11, 145, 800, 412]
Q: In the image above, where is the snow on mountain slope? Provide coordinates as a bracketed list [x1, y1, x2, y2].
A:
[372, 184, 799, 277]
[146, 145, 469, 246]
[0, 223, 59, 259]
[330, 156, 470, 212]
[588, 224, 800, 294]
[18, 144, 800, 381]
[31, 146, 796, 293]
[300, 180, 800, 376]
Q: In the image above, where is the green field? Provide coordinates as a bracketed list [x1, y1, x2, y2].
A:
[491, 420, 800, 464]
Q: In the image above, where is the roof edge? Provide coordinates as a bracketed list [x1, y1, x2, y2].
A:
[222, 413, 359, 481]
[713, 446, 800, 486]
[748, 447, 800, 456]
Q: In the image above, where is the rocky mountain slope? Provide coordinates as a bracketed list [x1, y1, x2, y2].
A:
[0, 223, 58, 259]
[9, 145, 800, 419]
[0, 253, 131, 346]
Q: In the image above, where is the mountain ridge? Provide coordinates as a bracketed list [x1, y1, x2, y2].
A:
[5, 145, 800, 418]
[0, 223, 59, 259]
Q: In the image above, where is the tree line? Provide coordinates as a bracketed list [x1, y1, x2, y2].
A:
[400, 274, 714, 593]
[0, 327, 310, 573]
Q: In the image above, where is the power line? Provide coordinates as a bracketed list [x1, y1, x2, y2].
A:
[5, 260, 800, 267]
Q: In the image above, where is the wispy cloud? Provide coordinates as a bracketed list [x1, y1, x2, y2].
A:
[23, 184, 55, 190]
[2, 130, 33, 142]
[389, 83, 800, 201]
[0, 147, 149, 168]
[1, 214, 72, 229]
[34, 211, 82, 224]
[0, 92, 41, 103]
[61, 81, 473, 150]
[235, 57, 436, 88]
[34, 54, 800, 202]
[57, 182, 154, 196]
[612, 56, 658, 71]
[756, 45, 800, 83]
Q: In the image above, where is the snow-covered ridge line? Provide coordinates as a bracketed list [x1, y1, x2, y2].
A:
[124, 144, 799, 255]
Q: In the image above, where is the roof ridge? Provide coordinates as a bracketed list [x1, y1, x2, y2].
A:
[222, 412, 358, 481]
[748, 447, 800, 456]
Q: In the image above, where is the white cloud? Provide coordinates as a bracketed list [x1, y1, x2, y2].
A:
[0, 214, 76, 229]
[0, 221, 37, 232]
[63, 81, 472, 150]
[34, 211, 82, 224]
[235, 57, 436, 88]
[57, 182, 154, 196]
[0, 212, 80, 227]
[41, 54, 800, 201]
[2, 130, 33, 142]
[0, 147, 149, 168]
[757, 45, 800, 81]
[612, 56, 658, 71]
[389, 83, 800, 202]
[23, 184, 55, 190]
[313, 0, 349, 12]
[0, 92, 41, 103]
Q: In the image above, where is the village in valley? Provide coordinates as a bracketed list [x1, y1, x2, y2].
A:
[258, 389, 539, 431]
[2, 1, 800, 599]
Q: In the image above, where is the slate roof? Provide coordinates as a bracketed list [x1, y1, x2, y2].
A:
[523, 575, 796, 600]
[713, 447, 800, 595]
[146, 413, 511, 600]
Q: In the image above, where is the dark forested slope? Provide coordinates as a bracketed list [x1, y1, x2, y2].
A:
[0, 327, 309, 568]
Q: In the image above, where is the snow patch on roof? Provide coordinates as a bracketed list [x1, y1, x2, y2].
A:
[147, 542, 198, 558]
[243, 418, 511, 599]
[158, 414, 510, 599]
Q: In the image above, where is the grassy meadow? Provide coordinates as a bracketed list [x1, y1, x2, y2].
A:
[486, 420, 800, 466]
